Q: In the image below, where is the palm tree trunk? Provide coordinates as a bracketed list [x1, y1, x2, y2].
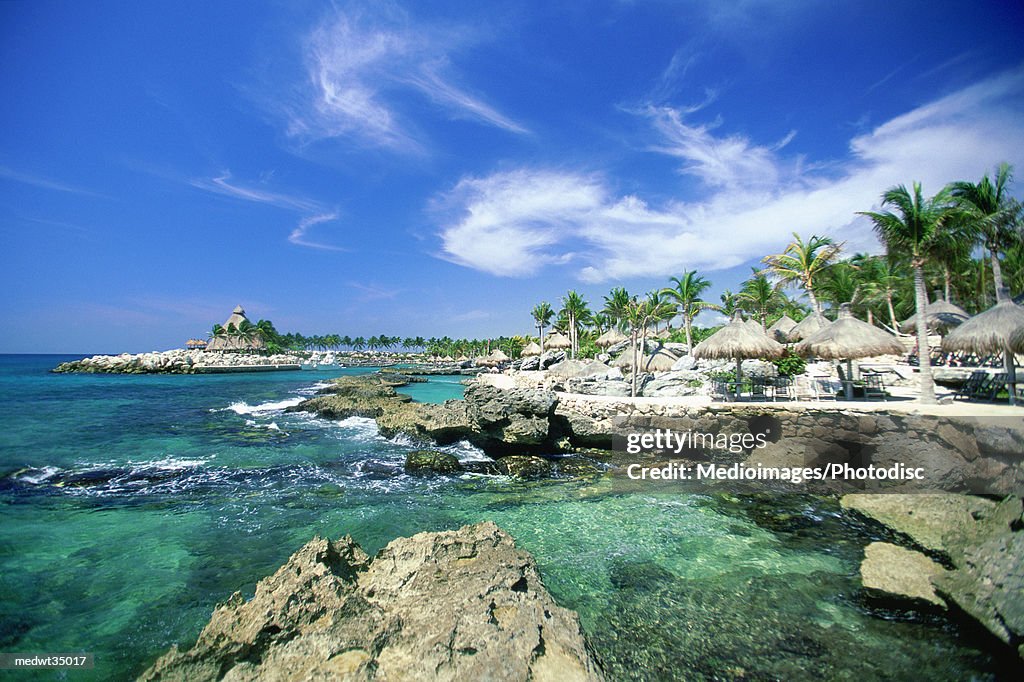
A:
[913, 265, 936, 404]
[630, 329, 639, 398]
[684, 317, 693, 355]
[806, 286, 822, 316]
[539, 325, 546, 354]
[886, 291, 898, 331]
[990, 248, 1005, 302]
[944, 265, 952, 302]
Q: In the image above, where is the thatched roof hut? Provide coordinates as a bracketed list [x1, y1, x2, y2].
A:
[796, 304, 905, 360]
[186, 338, 208, 350]
[788, 312, 829, 341]
[767, 315, 797, 343]
[475, 349, 510, 367]
[655, 328, 672, 340]
[206, 305, 266, 352]
[692, 312, 784, 383]
[1011, 326, 1024, 354]
[595, 328, 628, 347]
[942, 295, 1024, 405]
[521, 341, 542, 357]
[545, 332, 571, 349]
[900, 299, 969, 334]
[611, 346, 679, 372]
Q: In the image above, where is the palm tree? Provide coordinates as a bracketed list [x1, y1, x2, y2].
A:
[559, 291, 590, 359]
[660, 271, 713, 354]
[949, 163, 1021, 301]
[859, 182, 956, 404]
[762, 233, 843, 316]
[620, 293, 675, 397]
[851, 253, 904, 330]
[718, 289, 739, 317]
[531, 302, 554, 354]
[818, 262, 862, 316]
[602, 287, 632, 331]
[737, 269, 784, 330]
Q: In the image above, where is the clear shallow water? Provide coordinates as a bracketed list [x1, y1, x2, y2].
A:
[0, 355, 1013, 680]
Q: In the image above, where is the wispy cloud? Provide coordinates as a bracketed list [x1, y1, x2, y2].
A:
[348, 281, 401, 301]
[290, 213, 346, 251]
[0, 165, 103, 197]
[435, 67, 1024, 283]
[189, 171, 345, 252]
[189, 171, 321, 212]
[285, 6, 527, 152]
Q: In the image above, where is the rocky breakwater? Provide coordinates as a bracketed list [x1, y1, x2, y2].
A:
[844, 493, 1024, 661]
[53, 350, 303, 374]
[139, 522, 603, 681]
[291, 374, 567, 456]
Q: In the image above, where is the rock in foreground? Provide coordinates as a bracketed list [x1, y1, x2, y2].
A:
[139, 522, 603, 681]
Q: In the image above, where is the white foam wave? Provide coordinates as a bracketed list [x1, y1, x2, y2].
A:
[334, 416, 380, 441]
[125, 456, 208, 470]
[224, 397, 305, 415]
[13, 466, 60, 484]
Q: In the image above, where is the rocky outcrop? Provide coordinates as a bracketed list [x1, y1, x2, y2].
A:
[404, 449, 462, 475]
[139, 522, 603, 681]
[53, 350, 304, 374]
[859, 542, 948, 607]
[844, 494, 1024, 659]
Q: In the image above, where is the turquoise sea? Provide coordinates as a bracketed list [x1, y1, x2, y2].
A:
[0, 355, 1014, 680]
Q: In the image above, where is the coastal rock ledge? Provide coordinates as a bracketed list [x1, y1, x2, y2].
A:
[138, 522, 603, 682]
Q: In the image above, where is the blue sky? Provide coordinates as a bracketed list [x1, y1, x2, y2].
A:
[2, 0, 1024, 353]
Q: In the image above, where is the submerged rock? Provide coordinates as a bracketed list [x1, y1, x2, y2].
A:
[497, 455, 554, 480]
[139, 522, 603, 681]
[404, 449, 462, 475]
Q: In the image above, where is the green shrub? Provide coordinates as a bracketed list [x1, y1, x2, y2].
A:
[772, 350, 806, 377]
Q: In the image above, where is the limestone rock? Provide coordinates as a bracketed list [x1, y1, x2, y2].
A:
[498, 455, 554, 479]
[139, 523, 603, 681]
[404, 450, 462, 475]
[860, 542, 947, 607]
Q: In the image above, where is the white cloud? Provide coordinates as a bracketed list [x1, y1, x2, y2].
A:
[190, 171, 345, 252]
[289, 8, 526, 152]
[435, 67, 1024, 282]
[290, 213, 346, 252]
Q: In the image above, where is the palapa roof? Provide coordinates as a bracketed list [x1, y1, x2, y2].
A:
[544, 332, 572, 349]
[595, 328, 628, 347]
[795, 304, 904, 360]
[788, 312, 829, 341]
[655, 328, 672, 339]
[521, 341, 542, 356]
[941, 297, 1024, 355]
[1010, 325, 1024, 354]
[900, 299, 969, 333]
[475, 349, 510, 367]
[767, 315, 797, 342]
[743, 318, 767, 335]
[692, 312, 784, 361]
[206, 305, 266, 351]
[611, 345, 680, 372]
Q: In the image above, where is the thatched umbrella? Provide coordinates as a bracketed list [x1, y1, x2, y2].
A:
[1011, 326, 1024, 354]
[595, 328, 628, 348]
[611, 346, 679, 373]
[475, 349, 510, 367]
[521, 341, 542, 357]
[655, 328, 672, 340]
[545, 332, 571, 350]
[743, 318, 767, 336]
[788, 312, 829, 341]
[900, 299, 969, 334]
[767, 315, 797, 343]
[942, 294, 1024, 406]
[692, 312, 784, 384]
[796, 303, 905, 400]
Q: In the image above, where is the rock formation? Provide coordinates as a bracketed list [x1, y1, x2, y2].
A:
[844, 494, 1024, 659]
[138, 522, 603, 681]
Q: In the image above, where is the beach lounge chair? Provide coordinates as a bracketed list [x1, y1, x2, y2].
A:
[954, 371, 989, 401]
[772, 376, 792, 401]
[862, 374, 886, 401]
